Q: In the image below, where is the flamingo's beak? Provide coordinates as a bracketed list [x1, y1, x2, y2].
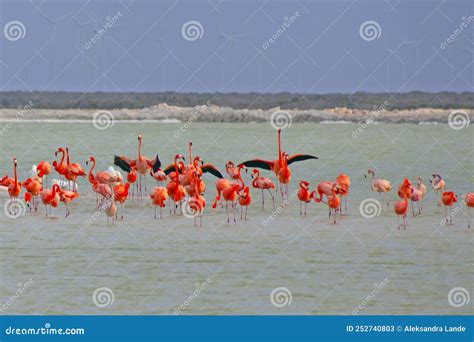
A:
[364, 174, 367, 179]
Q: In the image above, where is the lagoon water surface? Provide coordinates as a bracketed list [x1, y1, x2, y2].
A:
[0, 122, 472, 314]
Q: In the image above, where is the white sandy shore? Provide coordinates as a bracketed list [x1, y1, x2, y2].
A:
[0, 104, 472, 124]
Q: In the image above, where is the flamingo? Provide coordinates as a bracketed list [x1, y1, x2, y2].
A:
[166, 154, 186, 214]
[212, 164, 244, 210]
[222, 183, 241, 224]
[41, 184, 60, 217]
[226, 161, 240, 180]
[336, 173, 351, 214]
[465, 193, 474, 228]
[251, 169, 276, 210]
[114, 182, 130, 219]
[313, 181, 346, 204]
[327, 184, 342, 224]
[64, 147, 86, 192]
[93, 181, 113, 208]
[7, 158, 21, 216]
[105, 199, 117, 225]
[394, 193, 409, 230]
[150, 186, 168, 219]
[297, 180, 313, 216]
[410, 185, 423, 217]
[417, 176, 427, 211]
[188, 172, 206, 227]
[365, 169, 392, 208]
[239, 128, 317, 194]
[114, 134, 161, 200]
[441, 191, 458, 225]
[150, 168, 167, 185]
[22, 176, 42, 212]
[127, 168, 138, 198]
[238, 186, 252, 220]
[87, 156, 121, 185]
[59, 189, 79, 217]
[53, 148, 67, 179]
[430, 174, 445, 206]
[37, 161, 51, 184]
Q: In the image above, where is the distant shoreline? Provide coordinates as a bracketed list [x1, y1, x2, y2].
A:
[0, 104, 472, 124]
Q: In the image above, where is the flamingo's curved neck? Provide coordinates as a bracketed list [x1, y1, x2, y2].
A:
[66, 149, 71, 166]
[277, 130, 282, 162]
[237, 166, 245, 190]
[58, 149, 65, 165]
[88, 158, 96, 181]
[174, 157, 181, 181]
[138, 138, 142, 160]
[252, 170, 260, 188]
[13, 161, 18, 186]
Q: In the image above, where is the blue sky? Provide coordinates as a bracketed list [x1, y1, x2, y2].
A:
[0, 0, 472, 93]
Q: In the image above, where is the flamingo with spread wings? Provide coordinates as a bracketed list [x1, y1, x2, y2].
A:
[239, 128, 317, 196]
[114, 134, 161, 200]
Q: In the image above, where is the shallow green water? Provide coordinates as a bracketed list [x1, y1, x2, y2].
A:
[0, 122, 472, 314]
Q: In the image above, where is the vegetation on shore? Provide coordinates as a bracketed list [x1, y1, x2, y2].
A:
[0, 91, 473, 110]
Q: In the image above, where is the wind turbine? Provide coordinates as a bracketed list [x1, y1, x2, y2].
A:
[74, 17, 96, 92]
[402, 40, 421, 90]
[385, 48, 405, 92]
[219, 25, 249, 91]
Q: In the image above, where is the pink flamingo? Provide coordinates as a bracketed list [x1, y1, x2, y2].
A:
[430, 174, 445, 206]
[251, 169, 275, 210]
[365, 169, 392, 208]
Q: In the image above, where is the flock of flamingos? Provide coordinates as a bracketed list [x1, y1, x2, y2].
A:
[1, 129, 473, 228]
